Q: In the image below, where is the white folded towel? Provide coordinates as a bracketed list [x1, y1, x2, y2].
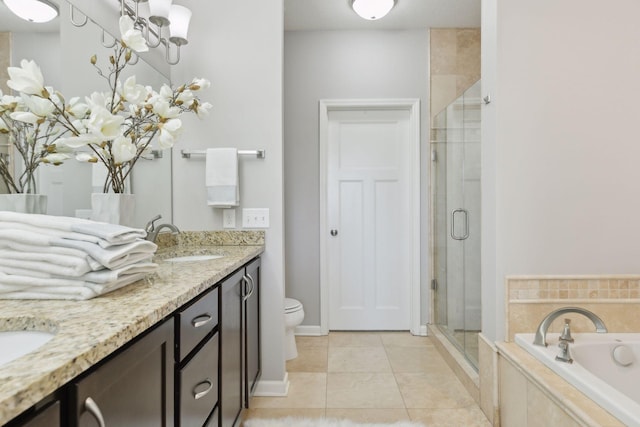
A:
[0, 272, 146, 300]
[0, 211, 147, 246]
[0, 239, 103, 271]
[206, 148, 239, 207]
[0, 260, 156, 283]
[0, 229, 156, 270]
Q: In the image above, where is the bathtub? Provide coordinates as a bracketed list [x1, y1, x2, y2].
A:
[515, 332, 640, 427]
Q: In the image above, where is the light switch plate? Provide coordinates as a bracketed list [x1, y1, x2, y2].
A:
[242, 208, 269, 228]
[223, 209, 236, 228]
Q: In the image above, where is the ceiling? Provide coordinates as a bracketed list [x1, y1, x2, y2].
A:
[1, 0, 480, 33]
[284, 0, 481, 31]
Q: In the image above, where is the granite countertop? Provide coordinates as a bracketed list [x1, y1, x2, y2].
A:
[0, 231, 264, 425]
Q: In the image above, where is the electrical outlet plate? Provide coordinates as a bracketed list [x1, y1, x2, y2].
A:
[223, 209, 236, 228]
[242, 208, 269, 228]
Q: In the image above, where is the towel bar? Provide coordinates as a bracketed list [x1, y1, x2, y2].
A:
[181, 149, 265, 159]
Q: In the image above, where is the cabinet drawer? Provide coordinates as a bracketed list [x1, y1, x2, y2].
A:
[177, 287, 218, 361]
[179, 332, 219, 427]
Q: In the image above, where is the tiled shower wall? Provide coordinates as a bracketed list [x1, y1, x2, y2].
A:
[429, 28, 481, 120]
[505, 275, 640, 341]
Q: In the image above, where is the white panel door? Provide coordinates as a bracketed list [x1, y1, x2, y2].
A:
[327, 108, 412, 330]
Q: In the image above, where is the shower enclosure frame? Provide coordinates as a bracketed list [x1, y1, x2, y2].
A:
[430, 80, 482, 370]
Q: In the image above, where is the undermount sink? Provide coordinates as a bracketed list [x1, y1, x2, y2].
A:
[0, 330, 55, 367]
[164, 255, 224, 263]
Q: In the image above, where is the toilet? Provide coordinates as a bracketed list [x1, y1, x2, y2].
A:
[284, 298, 304, 360]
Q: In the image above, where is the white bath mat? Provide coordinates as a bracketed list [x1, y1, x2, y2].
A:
[243, 418, 426, 427]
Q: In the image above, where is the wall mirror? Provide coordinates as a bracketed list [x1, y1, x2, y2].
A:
[0, 0, 172, 228]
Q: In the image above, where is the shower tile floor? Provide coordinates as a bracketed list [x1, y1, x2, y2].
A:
[241, 332, 491, 426]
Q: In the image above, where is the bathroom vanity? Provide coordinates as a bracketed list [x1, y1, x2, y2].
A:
[0, 234, 264, 427]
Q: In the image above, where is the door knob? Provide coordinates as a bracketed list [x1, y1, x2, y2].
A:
[330, 229, 338, 236]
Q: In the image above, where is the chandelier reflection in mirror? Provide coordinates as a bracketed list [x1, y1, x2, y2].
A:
[70, 0, 192, 65]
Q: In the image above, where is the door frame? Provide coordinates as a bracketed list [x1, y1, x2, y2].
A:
[319, 99, 422, 336]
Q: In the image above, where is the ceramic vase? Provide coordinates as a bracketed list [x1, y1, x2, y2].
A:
[0, 194, 47, 214]
[91, 193, 136, 227]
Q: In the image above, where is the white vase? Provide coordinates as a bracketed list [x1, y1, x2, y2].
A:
[0, 194, 47, 214]
[91, 193, 136, 227]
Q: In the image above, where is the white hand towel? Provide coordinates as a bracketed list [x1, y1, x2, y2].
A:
[206, 148, 239, 207]
[0, 211, 147, 246]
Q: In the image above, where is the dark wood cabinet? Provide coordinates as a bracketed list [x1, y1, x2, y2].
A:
[71, 319, 174, 427]
[219, 258, 262, 427]
[4, 256, 261, 427]
[5, 400, 60, 427]
[219, 269, 245, 427]
[244, 258, 261, 408]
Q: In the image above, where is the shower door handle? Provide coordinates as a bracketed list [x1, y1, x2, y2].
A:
[451, 208, 469, 240]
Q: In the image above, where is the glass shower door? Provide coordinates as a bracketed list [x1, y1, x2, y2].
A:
[432, 81, 481, 369]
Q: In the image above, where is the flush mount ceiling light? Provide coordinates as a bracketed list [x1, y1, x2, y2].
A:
[3, 0, 59, 23]
[351, 0, 396, 21]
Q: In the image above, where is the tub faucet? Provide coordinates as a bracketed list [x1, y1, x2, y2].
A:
[145, 214, 180, 243]
[533, 306, 607, 347]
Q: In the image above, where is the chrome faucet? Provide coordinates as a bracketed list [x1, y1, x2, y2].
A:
[533, 306, 607, 347]
[145, 214, 180, 243]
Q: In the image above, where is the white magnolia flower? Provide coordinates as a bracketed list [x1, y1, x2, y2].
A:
[195, 101, 213, 119]
[42, 152, 69, 165]
[75, 152, 97, 162]
[119, 16, 149, 52]
[0, 94, 21, 107]
[0, 117, 8, 132]
[85, 106, 125, 140]
[151, 98, 180, 119]
[85, 92, 110, 110]
[177, 89, 195, 107]
[22, 94, 55, 118]
[9, 111, 39, 124]
[120, 76, 147, 105]
[157, 118, 182, 148]
[67, 97, 89, 118]
[112, 135, 137, 164]
[56, 134, 101, 149]
[190, 78, 211, 90]
[7, 59, 45, 96]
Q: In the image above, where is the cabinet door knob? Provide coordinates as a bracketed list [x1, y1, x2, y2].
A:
[191, 314, 213, 328]
[330, 229, 338, 237]
[84, 397, 106, 427]
[193, 379, 213, 400]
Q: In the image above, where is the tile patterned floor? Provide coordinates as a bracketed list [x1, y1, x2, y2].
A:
[241, 332, 491, 426]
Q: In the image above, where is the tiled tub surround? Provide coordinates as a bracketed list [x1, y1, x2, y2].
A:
[0, 232, 264, 425]
[491, 275, 640, 426]
[505, 275, 640, 340]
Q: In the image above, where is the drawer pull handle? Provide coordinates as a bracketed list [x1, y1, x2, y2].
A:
[191, 314, 212, 328]
[84, 397, 106, 427]
[193, 379, 213, 400]
[242, 274, 255, 302]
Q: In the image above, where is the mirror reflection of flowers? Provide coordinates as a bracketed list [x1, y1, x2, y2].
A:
[0, 65, 74, 194]
[10, 16, 211, 194]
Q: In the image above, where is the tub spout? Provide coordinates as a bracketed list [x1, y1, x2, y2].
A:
[533, 306, 607, 347]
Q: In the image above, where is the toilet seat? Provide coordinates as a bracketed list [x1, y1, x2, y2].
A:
[284, 298, 303, 314]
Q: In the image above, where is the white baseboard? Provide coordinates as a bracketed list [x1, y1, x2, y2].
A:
[412, 324, 429, 336]
[295, 325, 325, 336]
[253, 372, 290, 397]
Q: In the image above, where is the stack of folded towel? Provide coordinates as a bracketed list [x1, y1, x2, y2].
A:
[0, 211, 158, 300]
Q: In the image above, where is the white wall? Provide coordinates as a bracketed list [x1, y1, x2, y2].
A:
[482, 0, 640, 341]
[172, 0, 286, 385]
[284, 30, 430, 327]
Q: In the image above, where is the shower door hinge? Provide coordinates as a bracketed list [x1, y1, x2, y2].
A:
[431, 279, 438, 291]
[431, 149, 437, 162]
